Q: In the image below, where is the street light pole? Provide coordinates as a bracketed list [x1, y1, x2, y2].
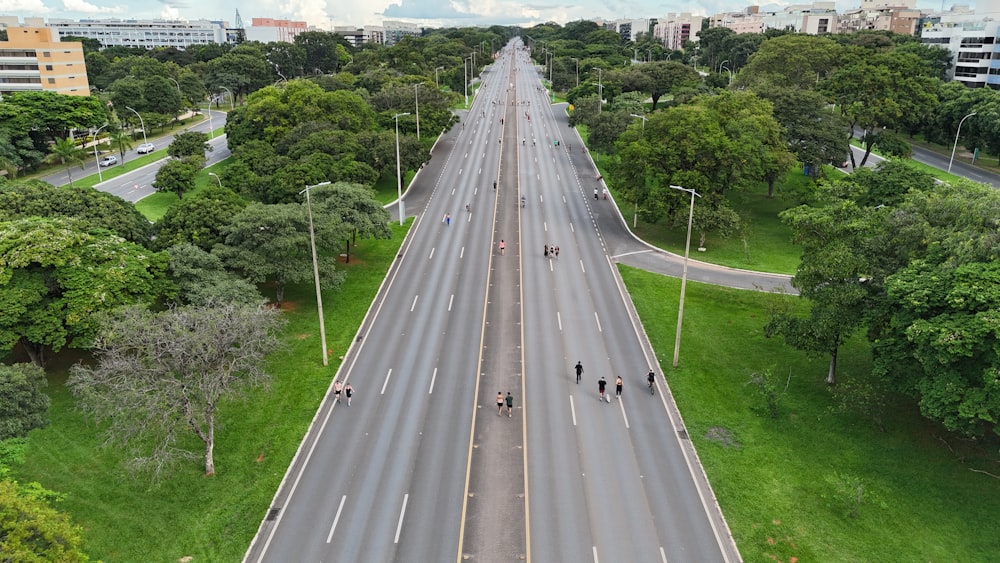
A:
[299, 181, 332, 367]
[629, 114, 648, 228]
[414, 83, 421, 141]
[220, 86, 234, 110]
[394, 112, 411, 226]
[720, 63, 733, 85]
[124, 106, 147, 146]
[92, 123, 108, 182]
[597, 68, 603, 113]
[949, 111, 977, 173]
[208, 172, 223, 188]
[570, 57, 579, 87]
[669, 184, 701, 367]
[464, 56, 469, 107]
[435, 66, 444, 88]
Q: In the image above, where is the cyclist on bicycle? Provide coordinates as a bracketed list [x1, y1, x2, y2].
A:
[647, 369, 655, 390]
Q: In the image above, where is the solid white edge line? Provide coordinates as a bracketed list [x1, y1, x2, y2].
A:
[394, 493, 409, 543]
[326, 495, 347, 543]
[429, 367, 437, 394]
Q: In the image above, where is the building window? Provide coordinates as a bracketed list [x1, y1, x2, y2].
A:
[48, 78, 55, 84]
[43, 51, 51, 57]
[45, 65, 53, 70]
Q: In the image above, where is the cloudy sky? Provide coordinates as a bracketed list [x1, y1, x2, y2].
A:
[2, 0, 960, 30]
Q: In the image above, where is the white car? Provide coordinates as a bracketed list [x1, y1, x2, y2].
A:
[99, 155, 118, 167]
[136, 143, 155, 154]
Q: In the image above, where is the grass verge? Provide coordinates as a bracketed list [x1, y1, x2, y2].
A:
[621, 264, 1000, 561]
[14, 221, 410, 561]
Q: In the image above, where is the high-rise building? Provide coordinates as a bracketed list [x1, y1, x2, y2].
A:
[45, 18, 227, 50]
[0, 26, 89, 97]
[246, 18, 307, 43]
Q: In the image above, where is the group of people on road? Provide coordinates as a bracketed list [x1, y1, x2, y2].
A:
[333, 380, 355, 406]
[496, 391, 514, 417]
[543, 244, 560, 258]
[576, 361, 656, 402]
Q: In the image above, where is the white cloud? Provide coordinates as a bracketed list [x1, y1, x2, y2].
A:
[1, 0, 51, 13]
[61, 0, 125, 14]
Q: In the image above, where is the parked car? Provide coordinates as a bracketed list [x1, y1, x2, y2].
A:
[136, 143, 155, 154]
[99, 155, 118, 167]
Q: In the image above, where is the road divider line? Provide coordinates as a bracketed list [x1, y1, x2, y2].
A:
[410, 295, 419, 312]
[579, 260, 585, 273]
[594, 312, 602, 333]
[593, 545, 599, 562]
[394, 493, 409, 544]
[429, 368, 438, 394]
[618, 398, 630, 429]
[544, 221, 548, 232]
[460, 246, 465, 260]
[570, 395, 577, 426]
[325, 495, 346, 543]
[429, 248, 435, 260]
[448, 294, 454, 312]
[557, 311, 562, 332]
[570, 222, 575, 233]
[381, 369, 392, 395]
[660, 546, 668, 562]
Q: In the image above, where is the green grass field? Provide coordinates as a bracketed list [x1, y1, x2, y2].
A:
[621, 265, 1000, 561]
[14, 222, 410, 561]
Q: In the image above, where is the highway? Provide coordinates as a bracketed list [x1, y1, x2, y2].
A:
[245, 40, 738, 563]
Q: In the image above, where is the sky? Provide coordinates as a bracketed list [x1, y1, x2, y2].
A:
[0, 0, 962, 30]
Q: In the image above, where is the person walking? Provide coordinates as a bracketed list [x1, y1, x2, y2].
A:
[554, 246, 560, 258]
[334, 380, 343, 403]
[499, 240, 505, 255]
[575, 361, 583, 384]
[445, 213, 451, 226]
[598, 376, 607, 402]
[544, 244, 549, 258]
[345, 383, 354, 406]
[615, 376, 623, 399]
[505, 392, 513, 417]
[594, 187, 598, 200]
[497, 392, 504, 415]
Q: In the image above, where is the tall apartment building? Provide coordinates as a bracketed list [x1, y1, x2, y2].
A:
[0, 26, 89, 97]
[838, 5, 921, 34]
[921, 6, 1000, 88]
[758, 2, 838, 34]
[246, 18, 307, 43]
[605, 18, 651, 42]
[653, 13, 704, 50]
[45, 18, 227, 49]
[382, 21, 421, 45]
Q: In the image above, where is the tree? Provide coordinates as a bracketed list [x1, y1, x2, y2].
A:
[754, 86, 849, 183]
[42, 137, 86, 188]
[767, 199, 888, 384]
[213, 203, 348, 304]
[0, 479, 89, 561]
[0, 217, 170, 366]
[68, 302, 285, 477]
[154, 185, 248, 251]
[0, 180, 153, 245]
[152, 157, 202, 199]
[165, 243, 262, 306]
[736, 34, 842, 91]
[107, 127, 134, 163]
[0, 363, 50, 439]
[167, 131, 212, 160]
[310, 182, 392, 262]
[633, 61, 701, 110]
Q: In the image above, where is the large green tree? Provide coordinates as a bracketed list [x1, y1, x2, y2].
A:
[152, 156, 202, 200]
[0, 479, 89, 561]
[154, 185, 248, 251]
[0, 217, 170, 365]
[310, 182, 392, 262]
[0, 363, 50, 439]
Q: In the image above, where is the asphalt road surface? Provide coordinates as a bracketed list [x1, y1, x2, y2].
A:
[245, 41, 739, 563]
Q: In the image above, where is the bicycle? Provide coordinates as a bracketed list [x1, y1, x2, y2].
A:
[647, 371, 656, 395]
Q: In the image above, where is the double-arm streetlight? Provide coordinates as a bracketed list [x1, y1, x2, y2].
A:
[669, 184, 702, 367]
[949, 111, 977, 173]
[299, 181, 332, 367]
[124, 106, 147, 146]
[92, 123, 108, 182]
[435, 66, 445, 88]
[720, 63, 733, 85]
[220, 86, 234, 109]
[394, 112, 411, 226]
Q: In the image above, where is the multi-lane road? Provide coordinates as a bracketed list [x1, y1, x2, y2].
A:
[244, 41, 739, 563]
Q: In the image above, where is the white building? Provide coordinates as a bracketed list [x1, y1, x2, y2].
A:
[653, 13, 703, 50]
[246, 18, 307, 43]
[45, 18, 228, 49]
[605, 18, 651, 42]
[758, 2, 838, 34]
[382, 20, 421, 45]
[921, 5, 1000, 88]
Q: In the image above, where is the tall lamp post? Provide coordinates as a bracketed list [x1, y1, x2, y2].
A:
[949, 111, 977, 173]
[629, 114, 648, 228]
[394, 112, 411, 226]
[299, 181, 332, 367]
[124, 106, 147, 146]
[220, 86, 234, 110]
[435, 66, 444, 88]
[464, 56, 470, 107]
[597, 68, 603, 113]
[208, 172, 223, 188]
[414, 83, 421, 141]
[669, 184, 701, 367]
[570, 57, 579, 87]
[720, 63, 733, 85]
[92, 123, 108, 182]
